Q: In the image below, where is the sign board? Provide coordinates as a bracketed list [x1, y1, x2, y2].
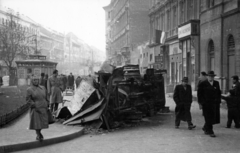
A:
[68, 80, 96, 115]
[18, 68, 25, 79]
[178, 23, 191, 38]
[34, 68, 41, 77]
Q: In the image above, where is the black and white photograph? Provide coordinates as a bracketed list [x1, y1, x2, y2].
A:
[0, 0, 240, 152]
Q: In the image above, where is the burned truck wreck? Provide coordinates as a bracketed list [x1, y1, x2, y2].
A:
[62, 64, 167, 130]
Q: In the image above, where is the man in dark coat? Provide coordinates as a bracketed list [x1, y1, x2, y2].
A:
[39, 73, 45, 86]
[221, 89, 240, 128]
[229, 75, 240, 122]
[67, 73, 74, 90]
[198, 71, 221, 137]
[173, 77, 196, 130]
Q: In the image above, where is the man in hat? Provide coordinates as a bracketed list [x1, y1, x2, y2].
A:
[173, 77, 196, 130]
[198, 71, 221, 137]
[230, 75, 240, 99]
[229, 75, 240, 120]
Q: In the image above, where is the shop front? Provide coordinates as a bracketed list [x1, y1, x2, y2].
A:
[178, 20, 200, 90]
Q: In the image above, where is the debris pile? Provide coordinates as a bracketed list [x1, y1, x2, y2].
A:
[57, 64, 168, 130]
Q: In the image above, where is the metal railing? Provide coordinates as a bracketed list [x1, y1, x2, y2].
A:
[0, 103, 29, 127]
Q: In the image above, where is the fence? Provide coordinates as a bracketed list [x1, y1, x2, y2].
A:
[0, 103, 29, 127]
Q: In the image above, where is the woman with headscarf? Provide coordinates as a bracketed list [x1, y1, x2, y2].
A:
[26, 75, 49, 141]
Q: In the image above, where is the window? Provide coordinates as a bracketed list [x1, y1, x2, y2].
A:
[167, 10, 170, 31]
[207, 0, 214, 8]
[208, 40, 215, 71]
[150, 54, 153, 61]
[173, 7, 177, 28]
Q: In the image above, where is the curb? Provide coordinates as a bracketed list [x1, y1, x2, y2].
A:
[0, 127, 85, 153]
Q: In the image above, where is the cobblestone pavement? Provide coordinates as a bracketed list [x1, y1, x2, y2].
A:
[16, 96, 240, 153]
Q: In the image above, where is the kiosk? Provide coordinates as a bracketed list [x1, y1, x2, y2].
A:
[15, 55, 58, 86]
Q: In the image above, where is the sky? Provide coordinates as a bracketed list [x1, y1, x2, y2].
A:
[1, 0, 111, 51]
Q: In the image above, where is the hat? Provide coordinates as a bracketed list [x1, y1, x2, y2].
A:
[231, 75, 239, 81]
[207, 71, 216, 76]
[182, 77, 188, 82]
[53, 69, 58, 74]
[201, 71, 207, 76]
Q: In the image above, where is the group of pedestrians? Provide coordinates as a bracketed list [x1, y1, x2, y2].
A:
[26, 70, 79, 141]
[173, 70, 240, 138]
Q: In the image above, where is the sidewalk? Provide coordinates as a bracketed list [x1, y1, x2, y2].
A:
[0, 95, 84, 153]
[166, 91, 228, 109]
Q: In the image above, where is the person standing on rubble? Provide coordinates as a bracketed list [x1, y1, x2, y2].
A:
[173, 77, 196, 130]
[67, 72, 75, 90]
[47, 70, 63, 113]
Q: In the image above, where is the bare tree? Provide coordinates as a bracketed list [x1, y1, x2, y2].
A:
[0, 11, 35, 85]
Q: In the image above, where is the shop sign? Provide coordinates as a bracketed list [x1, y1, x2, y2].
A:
[178, 23, 191, 38]
[155, 56, 163, 64]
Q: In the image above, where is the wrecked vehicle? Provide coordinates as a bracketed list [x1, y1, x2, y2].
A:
[60, 64, 167, 130]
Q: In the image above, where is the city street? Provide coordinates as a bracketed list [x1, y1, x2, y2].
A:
[16, 97, 240, 153]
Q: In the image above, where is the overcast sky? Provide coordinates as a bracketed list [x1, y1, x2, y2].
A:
[1, 0, 111, 51]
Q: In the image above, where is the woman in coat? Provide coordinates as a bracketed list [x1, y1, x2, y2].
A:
[26, 75, 49, 141]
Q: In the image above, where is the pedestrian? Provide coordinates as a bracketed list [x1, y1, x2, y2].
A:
[39, 73, 45, 86]
[26, 75, 49, 141]
[197, 72, 207, 89]
[75, 76, 82, 89]
[173, 77, 196, 130]
[67, 72, 74, 90]
[230, 75, 240, 112]
[0, 75, 3, 93]
[47, 70, 63, 113]
[44, 74, 48, 90]
[62, 74, 67, 91]
[197, 71, 221, 137]
[221, 90, 240, 128]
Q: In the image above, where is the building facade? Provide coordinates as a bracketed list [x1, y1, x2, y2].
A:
[103, 0, 150, 66]
[0, 8, 40, 77]
[149, 0, 201, 92]
[200, 0, 240, 93]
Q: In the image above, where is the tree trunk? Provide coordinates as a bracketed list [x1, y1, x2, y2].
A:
[9, 67, 17, 86]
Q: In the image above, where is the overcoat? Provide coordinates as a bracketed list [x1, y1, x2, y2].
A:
[47, 76, 63, 104]
[198, 80, 221, 124]
[26, 85, 49, 130]
[67, 75, 75, 87]
[173, 84, 192, 121]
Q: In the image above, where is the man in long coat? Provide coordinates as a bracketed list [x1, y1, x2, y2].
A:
[229, 75, 240, 121]
[47, 70, 63, 113]
[198, 71, 221, 137]
[173, 77, 196, 130]
[67, 73, 74, 90]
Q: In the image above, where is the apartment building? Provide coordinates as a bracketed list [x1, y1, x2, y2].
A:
[149, 0, 201, 92]
[103, 0, 150, 66]
[200, 0, 240, 93]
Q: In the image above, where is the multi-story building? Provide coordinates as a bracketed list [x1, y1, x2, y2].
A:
[0, 7, 39, 76]
[103, 0, 150, 66]
[200, 0, 240, 93]
[149, 0, 201, 92]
